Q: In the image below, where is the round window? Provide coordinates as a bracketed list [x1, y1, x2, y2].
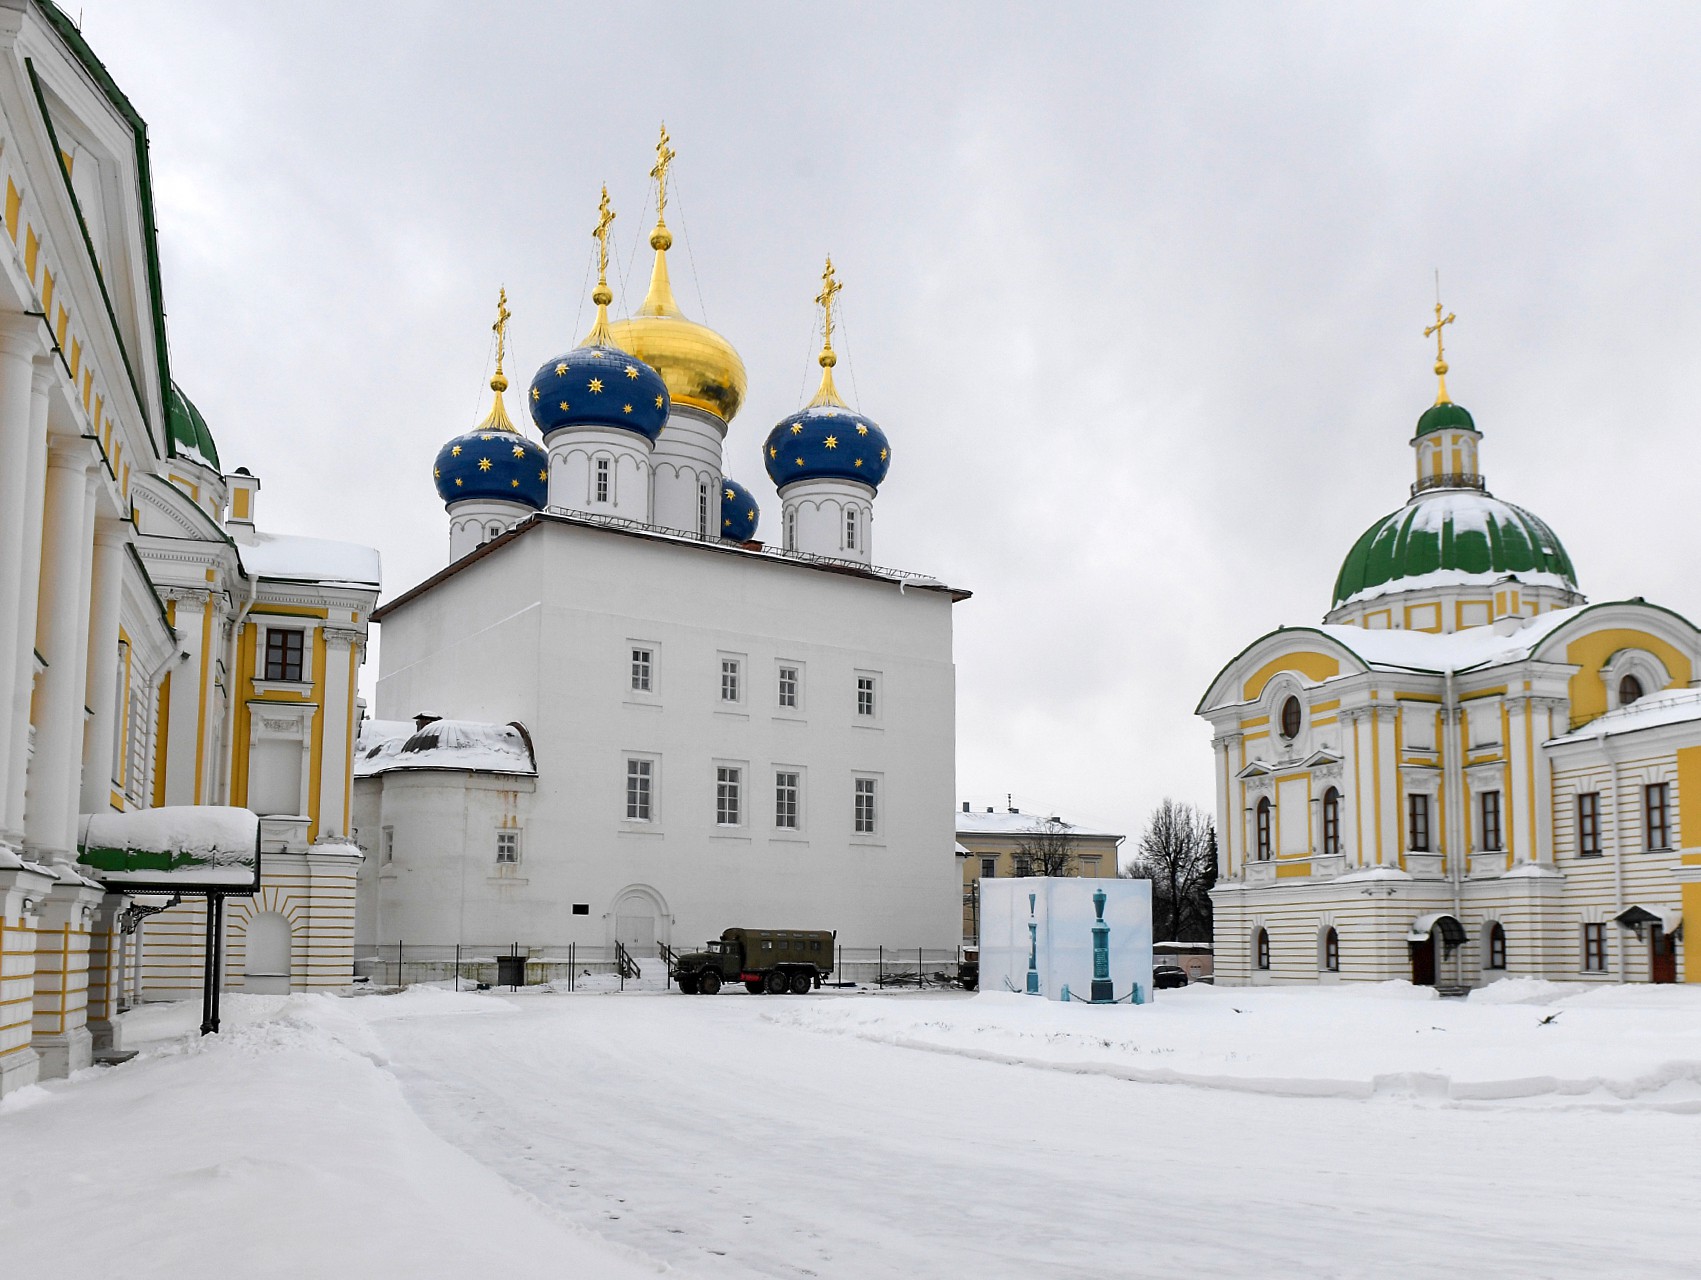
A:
[1280, 696, 1302, 740]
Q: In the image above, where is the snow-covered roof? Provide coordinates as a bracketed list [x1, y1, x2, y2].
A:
[77, 806, 260, 888]
[955, 808, 1123, 840]
[1337, 565, 1575, 610]
[1307, 607, 1583, 676]
[1547, 688, 1701, 747]
[241, 531, 381, 588]
[356, 718, 537, 777]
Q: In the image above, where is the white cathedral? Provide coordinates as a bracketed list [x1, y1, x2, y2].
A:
[353, 148, 968, 959]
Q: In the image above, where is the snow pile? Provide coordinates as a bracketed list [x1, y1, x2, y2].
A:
[241, 530, 381, 587]
[1549, 686, 1701, 744]
[1, 993, 659, 1279]
[767, 984, 1701, 1108]
[1309, 607, 1581, 675]
[77, 805, 259, 886]
[355, 718, 536, 777]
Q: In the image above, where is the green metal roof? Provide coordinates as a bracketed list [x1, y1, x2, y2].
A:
[167, 382, 220, 469]
[1415, 400, 1477, 437]
[1333, 489, 1577, 607]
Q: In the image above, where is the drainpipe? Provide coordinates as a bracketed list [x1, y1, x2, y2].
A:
[1605, 734, 1625, 980]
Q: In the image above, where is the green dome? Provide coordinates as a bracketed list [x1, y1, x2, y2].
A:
[167, 382, 221, 470]
[1415, 400, 1476, 436]
[1332, 490, 1577, 607]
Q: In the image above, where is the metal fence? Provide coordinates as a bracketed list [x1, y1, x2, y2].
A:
[354, 942, 966, 992]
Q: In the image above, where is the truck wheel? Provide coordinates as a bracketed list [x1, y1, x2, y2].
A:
[677, 975, 699, 995]
[744, 980, 764, 994]
[698, 971, 722, 995]
[788, 971, 812, 995]
[764, 970, 789, 995]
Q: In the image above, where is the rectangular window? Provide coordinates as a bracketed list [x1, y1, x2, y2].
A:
[775, 771, 799, 829]
[716, 766, 742, 825]
[595, 457, 611, 503]
[845, 506, 859, 551]
[980, 857, 996, 879]
[1480, 790, 1502, 852]
[264, 628, 305, 682]
[1582, 922, 1606, 972]
[495, 830, 520, 864]
[1407, 793, 1431, 852]
[630, 647, 653, 693]
[720, 658, 741, 704]
[380, 826, 394, 864]
[854, 777, 878, 834]
[698, 481, 709, 536]
[777, 665, 799, 709]
[785, 506, 797, 551]
[1645, 783, 1671, 850]
[1577, 791, 1601, 856]
[856, 675, 876, 718]
[626, 759, 653, 822]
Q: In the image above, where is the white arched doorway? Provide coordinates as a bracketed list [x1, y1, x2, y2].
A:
[243, 911, 293, 994]
[610, 885, 670, 956]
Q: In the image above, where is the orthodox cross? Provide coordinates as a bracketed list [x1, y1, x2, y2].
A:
[592, 184, 615, 288]
[816, 255, 843, 355]
[651, 123, 676, 225]
[1425, 299, 1455, 374]
[491, 286, 511, 377]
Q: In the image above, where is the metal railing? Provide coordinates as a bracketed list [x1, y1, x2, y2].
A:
[1410, 472, 1487, 497]
[539, 506, 949, 587]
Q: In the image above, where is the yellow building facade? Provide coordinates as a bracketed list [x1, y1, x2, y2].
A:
[0, 2, 377, 1096]
[1199, 310, 1696, 988]
[956, 803, 1122, 946]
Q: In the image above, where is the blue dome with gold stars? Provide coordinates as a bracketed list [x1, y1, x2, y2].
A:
[720, 478, 760, 542]
[433, 427, 548, 510]
[528, 345, 670, 443]
[763, 403, 890, 492]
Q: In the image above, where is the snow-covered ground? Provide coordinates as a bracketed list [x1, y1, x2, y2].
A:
[5, 981, 1698, 1278]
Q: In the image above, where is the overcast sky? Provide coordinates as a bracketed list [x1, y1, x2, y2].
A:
[82, 2, 1701, 854]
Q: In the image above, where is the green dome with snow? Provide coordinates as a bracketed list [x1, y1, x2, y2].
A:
[167, 382, 221, 470]
[1415, 400, 1476, 436]
[1332, 489, 1577, 608]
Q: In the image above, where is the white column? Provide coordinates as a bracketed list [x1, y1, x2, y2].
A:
[5, 359, 53, 844]
[24, 439, 97, 863]
[80, 521, 129, 814]
[315, 626, 358, 839]
[163, 591, 208, 807]
[65, 467, 100, 838]
[0, 316, 46, 843]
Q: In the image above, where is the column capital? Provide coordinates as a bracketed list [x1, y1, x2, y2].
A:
[0, 311, 48, 359]
[92, 517, 132, 550]
[46, 434, 96, 472]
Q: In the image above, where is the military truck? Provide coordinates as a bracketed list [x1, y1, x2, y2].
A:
[673, 928, 834, 994]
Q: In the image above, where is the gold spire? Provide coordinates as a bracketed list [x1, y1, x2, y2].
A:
[807, 255, 847, 408]
[580, 185, 618, 348]
[1425, 296, 1456, 405]
[475, 286, 518, 432]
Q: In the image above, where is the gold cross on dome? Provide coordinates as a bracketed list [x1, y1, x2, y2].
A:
[592, 185, 616, 287]
[651, 123, 676, 225]
[816, 255, 843, 353]
[491, 286, 511, 377]
[1424, 292, 1456, 404]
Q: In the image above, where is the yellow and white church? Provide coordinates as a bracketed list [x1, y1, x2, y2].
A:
[1201, 305, 1697, 988]
[0, 1, 377, 1097]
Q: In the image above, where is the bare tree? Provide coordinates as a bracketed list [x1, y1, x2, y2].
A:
[1126, 799, 1217, 941]
[1012, 816, 1080, 877]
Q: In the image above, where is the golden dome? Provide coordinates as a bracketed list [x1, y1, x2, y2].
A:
[607, 233, 747, 423]
[605, 124, 746, 422]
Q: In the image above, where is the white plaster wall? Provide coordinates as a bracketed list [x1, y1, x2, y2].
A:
[650, 405, 724, 535]
[369, 520, 959, 951]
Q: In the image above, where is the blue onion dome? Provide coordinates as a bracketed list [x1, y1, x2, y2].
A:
[763, 258, 891, 492]
[433, 365, 548, 510]
[720, 478, 760, 542]
[527, 277, 670, 443]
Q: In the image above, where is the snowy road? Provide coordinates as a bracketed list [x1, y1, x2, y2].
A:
[371, 989, 1696, 1280]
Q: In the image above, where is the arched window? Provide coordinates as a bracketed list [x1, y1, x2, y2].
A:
[1619, 674, 1644, 707]
[1280, 696, 1302, 740]
[1322, 787, 1341, 856]
[1255, 927, 1271, 970]
[1487, 921, 1507, 970]
[1323, 927, 1339, 972]
[1255, 797, 1272, 860]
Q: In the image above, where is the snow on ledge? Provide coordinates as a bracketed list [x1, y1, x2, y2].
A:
[356, 718, 537, 777]
[77, 806, 260, 886]
[241, 531, 381, 587]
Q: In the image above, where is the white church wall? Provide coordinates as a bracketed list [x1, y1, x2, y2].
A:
[368, 518, 960, 953]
